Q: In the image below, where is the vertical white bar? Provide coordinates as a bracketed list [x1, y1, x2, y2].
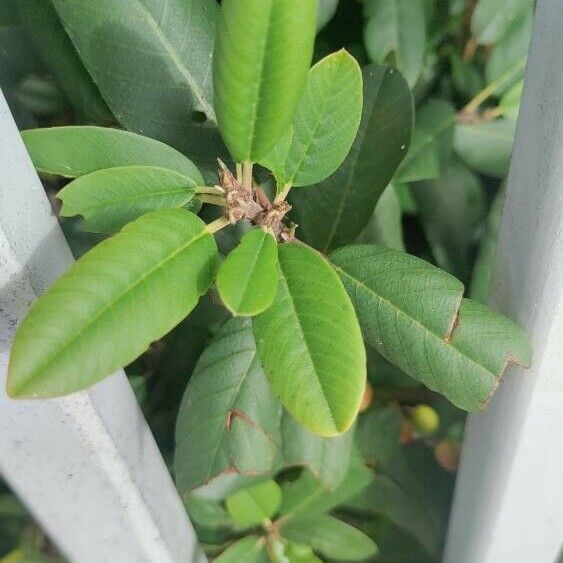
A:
[0, 90, 204, 562]
[444, 1, 563, 562]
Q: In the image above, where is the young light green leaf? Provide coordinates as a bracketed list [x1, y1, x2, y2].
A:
[471, 0, 534, 45]
[213, 0, 317, 162]
[499, 81, 524, 121]
[17, 0, 110, 123]
[21, 126, 204, 182]
[175, 318, 281, 496]
[394, 99, 455, 184]
[51, 0, 223, 162]
[217, 228, 279, 316]
[282, 515, 378, 561]
[225, 480, 282, 528]
[454, 118, 517, 178]
[331, 245, 532, 411]
[58, 165, 199, 233]
[253, 243, 366, 436]
[363, 0, 426, 87]
[411, 159, 486, 280]
[285, 543, 322, 563]
[7, 209, 217, 398]
[260, 50, 363, 188]
[291, 64, 413, 252]
[215, 536, 268, 563]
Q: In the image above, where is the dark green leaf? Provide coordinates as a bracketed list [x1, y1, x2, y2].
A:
[331, 245, 532, 410]
[317, 0, 338, 32]
[8, 209, 217, 398]
[356, 405, 403, 467]
[214, 0, 317, 162]
[290, 64, 413, 252]
[217, 228, 279, 316]
[225, 480, 282, 528]
[215, 536, 268, 563]
[58, 165, 199, 232]
[253, 243, 366, 436]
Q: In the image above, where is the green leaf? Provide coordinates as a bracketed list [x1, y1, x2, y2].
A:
[58, 165, 199, 233]
[471, 0, 534, 45]
[215, 536, 268, 563]
[411, 159, 486, 280]
[358, 184, 405, 251]
[485, 10, 532, 95]
[356, 405, 403, 467]
[363, 0, 427, 87]
[17, 0, 110, 123]
[175, 318, 281, 496]
[290, 64, 413, 252]
[21, 126, 204, 181]
[499, 80, 524, 121]
[331, 245, 532, 410]
[282, 515, 377, 561]
[317, 0, 338, 32]
[471, 188, 505, 303]
[51, 0, 223, 163]
[225, 480, 282, 528]
[285, 543, 322, 563]
[253, 243, 366, 436]
[454, 118, 516, 178]
[214, 0, 317, 162]
[394, 99, 455, 183]
[217, 228, 279, 316]
[260, 50, 363, 188]
[7, 209, 217, 398]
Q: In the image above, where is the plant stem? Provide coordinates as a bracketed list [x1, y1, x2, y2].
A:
[198, 194, 227, 207]
[206, 216, 230, 234]
[242, 161, 254, 193]
[236, 162, 243, 184]
[274, 182, 292, 203]
[195, 185, 225, 196]
[463, 58, 526, 114]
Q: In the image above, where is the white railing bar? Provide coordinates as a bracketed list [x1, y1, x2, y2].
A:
[0, 89, 204, 563]
[443, 1, 563, 562]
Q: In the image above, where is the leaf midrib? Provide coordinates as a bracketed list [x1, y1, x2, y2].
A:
[18, 224, 210, 392]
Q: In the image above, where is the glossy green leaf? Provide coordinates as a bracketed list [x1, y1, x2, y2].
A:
[282, 515, 377, 561]
[175, 318, 281, 496]
[51, 0, 224, 163]
[21, 126, 204, 182]
[363, 0, 426, 86]
[225, 480, 282, 528]
[317, 0, 338, 32]
[290, 64, 413, 252]
[394, 99, 455, 183]
[358, 184, 405, 251]
[454, 118, 516, 178]
[471, 0, 533, 45]
[411, 159, 486, 280]
[58, 166, 199, 233]
[17, 0, 110, 123]
[471, 188, 505, 303]
[215, 536, 268, 563]
[253, 243, 366, 436]
[217, 228, 279, 316]
[331, 245, 532, 410]
[214, 0, 317, 162]
[7, 209, 217, 398]
[260, 50, 363, 188]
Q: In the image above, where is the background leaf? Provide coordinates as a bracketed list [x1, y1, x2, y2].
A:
[214, 536, 268, 563]
[260, 50, 363, 188]
[290, 64, 413, 252]
[331, 245, 532, 410]
[213, 0, 317, 162]
[51, 0, 223, 164]
[217, 229, 279, 316]
[317, 0, 338, 32]
[253, 243, 366, 436]
[22, 126, 204, 180]
[225, 480, 282, 528]
[58, 165, 199, 232]
[8, 209, 217, 398]
[471, 0, 534, 45]
[363, 0, 427, 87]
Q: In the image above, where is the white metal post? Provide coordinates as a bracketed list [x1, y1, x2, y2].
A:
[444, 1, 563, 562]
[0, 90, 204, 562]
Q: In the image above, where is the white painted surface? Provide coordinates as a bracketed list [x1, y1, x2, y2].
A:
[0, 90, 204, 562]
[444, 1, 563, 562]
